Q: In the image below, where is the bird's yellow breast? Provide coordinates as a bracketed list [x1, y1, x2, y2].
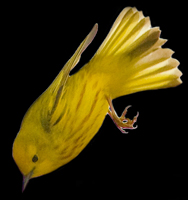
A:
[47, 67, 109, 167]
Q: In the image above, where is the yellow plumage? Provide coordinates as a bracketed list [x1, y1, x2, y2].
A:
[12, 7, 182, 190]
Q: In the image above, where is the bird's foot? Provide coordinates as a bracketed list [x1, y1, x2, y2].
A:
[107, 98, 139, 134]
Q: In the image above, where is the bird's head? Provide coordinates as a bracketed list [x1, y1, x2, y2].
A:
[12, 127, 59, 191]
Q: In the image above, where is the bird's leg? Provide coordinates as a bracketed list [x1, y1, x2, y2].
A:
[107, 97, 139, 134]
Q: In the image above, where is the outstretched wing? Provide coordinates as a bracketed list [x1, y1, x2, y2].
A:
[40, 24, 98, 132]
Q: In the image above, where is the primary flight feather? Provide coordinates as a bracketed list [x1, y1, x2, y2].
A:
[12, 7, 182, 190]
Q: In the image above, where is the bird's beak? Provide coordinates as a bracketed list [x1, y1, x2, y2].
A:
[22, 168, 35, 192]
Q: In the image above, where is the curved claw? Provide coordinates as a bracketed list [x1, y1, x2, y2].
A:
[120, 105, 132, 120]
[120, 127, 128, 134]
[133, 112, 139, 121]
[133, 125, 138, 129]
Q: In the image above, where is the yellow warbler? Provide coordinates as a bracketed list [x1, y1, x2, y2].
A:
[12, 7, 182, 191]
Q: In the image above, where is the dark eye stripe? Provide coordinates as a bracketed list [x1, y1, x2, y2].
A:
[32, 155, 38, 162]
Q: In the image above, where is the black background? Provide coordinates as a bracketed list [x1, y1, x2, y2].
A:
[4, 1, 187, 199]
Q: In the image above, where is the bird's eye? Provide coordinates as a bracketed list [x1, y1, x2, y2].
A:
[32, 155, 38, 163]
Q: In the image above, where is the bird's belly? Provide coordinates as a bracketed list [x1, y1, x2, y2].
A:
[53, 72, 109, 166]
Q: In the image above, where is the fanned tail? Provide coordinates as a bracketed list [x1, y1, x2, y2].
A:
[87, 7, 182, 99]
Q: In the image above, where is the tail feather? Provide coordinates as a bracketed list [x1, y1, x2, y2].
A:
[87, 7, 182, 99]
[96, 7, 149, 55]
